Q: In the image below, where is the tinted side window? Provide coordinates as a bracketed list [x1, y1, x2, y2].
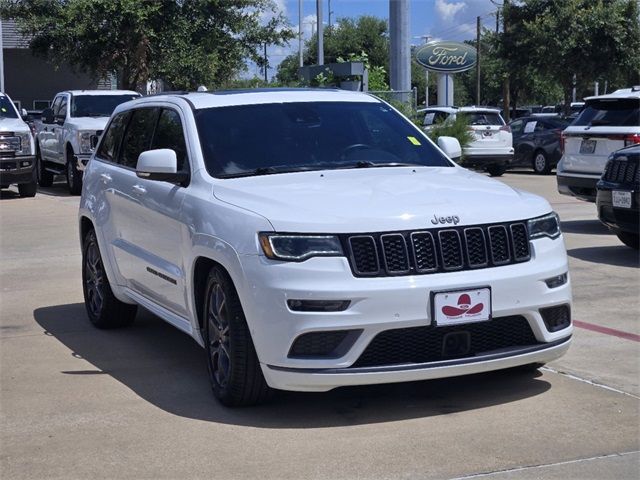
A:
[56, 96, 68, 118]
[510, 120, 524, 135]
[119, 108, 159, 169]
[96, 111, 131, 162]
[50, 96, 62, 115]
[151, 109, 188, 172]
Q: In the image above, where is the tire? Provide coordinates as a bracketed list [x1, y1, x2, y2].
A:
[82, 229, 137, 328]
[532, 150, 551, 175]
[18, 176, 37, 197]
[203, 266, 271, 406]
[66, 148, 83, 195]
[616, 231, 639, 250]
[36, 145, 53, 187]
[487, 165, 507, 177]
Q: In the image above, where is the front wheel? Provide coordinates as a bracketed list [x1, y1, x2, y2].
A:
[66, 150, 83, 195]
[532, 150, 551, 175]
[18, 179, 37, 197]
[487, 165, 507, 177]
[204, 266, 271, 406]
[616, 231, 639, 250]
[82, 229, 137, 328]
[36, 146, 53, 187]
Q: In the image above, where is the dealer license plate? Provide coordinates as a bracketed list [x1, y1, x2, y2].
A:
[612, 190, 632, 209]
[432, 287, 491, 327]
[579, 138, 596, 154]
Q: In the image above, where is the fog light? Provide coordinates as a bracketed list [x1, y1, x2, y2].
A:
[540, 304, 571, 332]
[287, 299, 351, 312]
[21, 160, 31, 167]
[545, 273, 568, 289]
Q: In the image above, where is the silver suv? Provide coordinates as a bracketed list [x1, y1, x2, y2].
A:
[557, 87, 640, 202]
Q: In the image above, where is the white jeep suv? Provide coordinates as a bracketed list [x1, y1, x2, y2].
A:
[79, 89, 572, 406]
[557, 87, 640, 202]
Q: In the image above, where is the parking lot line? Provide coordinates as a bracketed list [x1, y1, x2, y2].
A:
[573, 319, 640, 342]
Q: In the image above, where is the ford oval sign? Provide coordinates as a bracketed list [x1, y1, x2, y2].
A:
[415, 41, 477, 73]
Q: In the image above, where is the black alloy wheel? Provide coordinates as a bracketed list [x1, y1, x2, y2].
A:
[82, 229, 137, 328]
[203, 266, 271, 406]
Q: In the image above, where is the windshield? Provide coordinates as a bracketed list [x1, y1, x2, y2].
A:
[572, 99, 639, 127]
[195, 101, 451, 178]
[0, 96, 19, 119]
[70, 94, 139, 118]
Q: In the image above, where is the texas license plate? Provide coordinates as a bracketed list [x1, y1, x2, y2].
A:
[579, 138, 596, 154]
[612, 190, 632, 209]
[432, 287, 491, 327]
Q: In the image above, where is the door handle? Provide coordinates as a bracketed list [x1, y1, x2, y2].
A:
[132, 184, 146, 195]
[100, 173, 112, 183]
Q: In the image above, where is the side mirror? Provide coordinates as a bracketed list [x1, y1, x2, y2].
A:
[41, 108, 54, 124]
[136, 149, 188, 184]
[437, 136, 462, 161]
[21, 108, 28, 119]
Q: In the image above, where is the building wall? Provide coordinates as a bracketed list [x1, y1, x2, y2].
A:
[3, 48, 99, 110]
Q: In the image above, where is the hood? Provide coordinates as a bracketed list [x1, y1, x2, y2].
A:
[65, 117, 109, 132]
[212, 166, 552, 233]
[0, 117, 30, 133]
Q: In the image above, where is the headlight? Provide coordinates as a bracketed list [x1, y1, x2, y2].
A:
[528, 212, 561, 240]
[15, 131, 32, 155]
[259, 233, 343, 261]
[78, 131, 94, 154]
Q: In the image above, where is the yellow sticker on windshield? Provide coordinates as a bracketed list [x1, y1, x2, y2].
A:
[407, 136, 421, 146]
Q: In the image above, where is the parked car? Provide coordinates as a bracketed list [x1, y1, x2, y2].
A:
[35, 89, 140, 194]
[596, 144, 639, 249]
[0, 92, 37, 197]
[79, 89, 572, 406]
[419, 106, 514, 176]
[557, 87, 640, 202]
[509, 115, 571, 174]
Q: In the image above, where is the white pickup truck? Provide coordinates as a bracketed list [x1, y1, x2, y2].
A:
[35, 90, 140, 194]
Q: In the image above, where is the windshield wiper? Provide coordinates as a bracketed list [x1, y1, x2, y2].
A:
[219, 165, 322, 179]
[339, 161, 423, 169]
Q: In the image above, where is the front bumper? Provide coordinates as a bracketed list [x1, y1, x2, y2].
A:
[238, 235, 572, 392]
[0, 156, 36, 185]
[596, 186, 640, 235]
[557, 172, 599, 202]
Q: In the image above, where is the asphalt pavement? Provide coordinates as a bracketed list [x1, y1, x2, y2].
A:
[1, 172, 638, 479]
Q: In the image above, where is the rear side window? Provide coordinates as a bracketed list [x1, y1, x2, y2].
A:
[467, 112, 504, 126]
[97, 111, 131, 162]
[573, 99, 640, 127]
[151, 109, 188, 172]
[118, 108, 159, 169]
[423, 111, 449, 126]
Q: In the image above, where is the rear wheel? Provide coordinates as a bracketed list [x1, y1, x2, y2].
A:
[66, 148, 83, 195]
[616, 231, 639, 250]
[204, 266, 271, 406]
[532, 150, 551, 175]
[36, 145, 53, 187]
[82, 229, 137, 328]
[487, 164, 507, 177]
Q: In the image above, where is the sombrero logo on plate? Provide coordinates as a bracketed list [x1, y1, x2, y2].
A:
[441, 293, 484, 319]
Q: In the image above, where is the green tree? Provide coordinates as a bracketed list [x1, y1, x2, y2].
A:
[1, 0, 293, 90]
[513, 0, 640, 113]
[276, 15, 388, 84]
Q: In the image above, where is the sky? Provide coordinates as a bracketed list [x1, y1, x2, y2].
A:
[252, 0, 500, 79]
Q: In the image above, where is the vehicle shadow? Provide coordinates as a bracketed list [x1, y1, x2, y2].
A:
[36, 179, 73, 197]
[568, 245, 639, 268]
[561, 219, 612, 236]
[34, 303, 552, 429]
[0, 189, 21, 200]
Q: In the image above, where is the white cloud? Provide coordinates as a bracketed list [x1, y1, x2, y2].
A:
[435, 0, 466, 22]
